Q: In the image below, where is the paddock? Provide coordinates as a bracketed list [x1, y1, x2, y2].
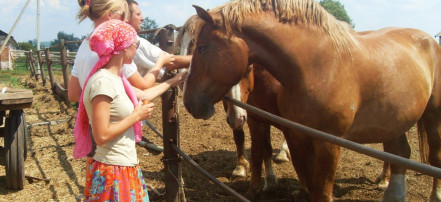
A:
[0, 24, 438, 202]
[0, 71, 434, 201]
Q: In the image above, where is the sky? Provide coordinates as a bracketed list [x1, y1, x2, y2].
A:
[1, 0, 440, 43]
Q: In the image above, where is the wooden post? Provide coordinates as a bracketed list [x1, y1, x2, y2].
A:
[27, 51, 36, 79]
[44, 48, 55, 91]
[159, 26, 186, 202]
[36, 50, 46, 86]
[59, 39, 70, 105]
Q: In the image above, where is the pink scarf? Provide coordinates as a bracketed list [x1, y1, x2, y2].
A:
[73, 19, 141, 159]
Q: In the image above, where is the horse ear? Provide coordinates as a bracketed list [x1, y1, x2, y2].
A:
[193, 5, 215, 25]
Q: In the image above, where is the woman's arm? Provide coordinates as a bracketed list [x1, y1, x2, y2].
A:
[68, 76, 81, 102]
[142, 52, 173, 86]
[127, 71, 151, 90]
[91, 95, 154, 146]
[127, 52, 173, 90]
[139, 71, 187, 102]
[165, 55, 192, 71]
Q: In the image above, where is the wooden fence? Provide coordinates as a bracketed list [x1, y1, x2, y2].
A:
[22, 39, 77, 105]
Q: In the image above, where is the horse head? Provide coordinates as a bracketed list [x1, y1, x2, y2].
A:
[183, 5, 251, 120]
[223, 67, 254, 129]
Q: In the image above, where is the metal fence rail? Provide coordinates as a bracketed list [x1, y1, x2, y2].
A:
[144, 118, 250, 202]
[223, 96, 441, 179]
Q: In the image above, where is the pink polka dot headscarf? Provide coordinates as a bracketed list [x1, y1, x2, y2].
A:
[73, 19, 141, 159]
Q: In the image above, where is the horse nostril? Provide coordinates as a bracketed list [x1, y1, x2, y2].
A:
[242, 115, 247, 123]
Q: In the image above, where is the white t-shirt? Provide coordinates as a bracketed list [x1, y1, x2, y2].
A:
[83, 69, 138, 166]
[71, 39, 137, 89]
[133, 36, 163, 76]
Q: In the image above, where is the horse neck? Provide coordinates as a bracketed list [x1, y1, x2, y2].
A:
[238, 15, 336, 88]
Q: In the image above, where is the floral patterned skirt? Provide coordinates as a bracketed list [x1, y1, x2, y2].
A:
[84, 158, 149, 201]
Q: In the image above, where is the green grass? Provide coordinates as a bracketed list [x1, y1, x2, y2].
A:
[0, 63, 29, 88]
[1, 57, 64, 88]
[1, 56, 67, 83]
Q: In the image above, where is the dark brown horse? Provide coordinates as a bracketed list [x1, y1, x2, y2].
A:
[182, 0, 441, 201]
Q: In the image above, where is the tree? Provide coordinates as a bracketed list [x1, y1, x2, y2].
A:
[17, 42, 35, 51]
[319, 0, 355, 28]
[50, 31, 81, 52]
[140, 17, 159, 44]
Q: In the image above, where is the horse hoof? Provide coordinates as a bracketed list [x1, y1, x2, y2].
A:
[375, 174, 390, 190]
[294, 189, 311, 202]
[244, 189, 259, 200]
[263, 175, 277, 192]
[377, 180, 389, 190]
[231, 166, 248, 180]
[274, 152, 290, 164]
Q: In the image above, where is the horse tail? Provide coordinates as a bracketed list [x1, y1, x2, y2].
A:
[417, 120, 429, 164]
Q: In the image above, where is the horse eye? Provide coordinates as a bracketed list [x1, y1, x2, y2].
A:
[197, 45, 207, 54]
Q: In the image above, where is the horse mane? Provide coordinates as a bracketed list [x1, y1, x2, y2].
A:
[209, 0, 359, 52]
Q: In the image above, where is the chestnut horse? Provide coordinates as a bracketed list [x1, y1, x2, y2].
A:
[182, 0, 441, 201]
[177, 17, 290, 193]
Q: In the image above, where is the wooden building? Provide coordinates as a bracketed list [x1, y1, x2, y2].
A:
[0, 30, 19, 70]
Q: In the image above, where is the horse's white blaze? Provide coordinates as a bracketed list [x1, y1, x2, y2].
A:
[180, 32, 192, 95]
[230, 84, 247, 123]
[381, 174, 406, 202]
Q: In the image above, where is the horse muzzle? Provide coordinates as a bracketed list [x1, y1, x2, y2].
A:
[183, 96, 215, 120]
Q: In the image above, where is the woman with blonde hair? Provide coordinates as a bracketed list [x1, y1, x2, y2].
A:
[76, 19, 149, 200]
[70, 0, 177, 158]
[71, 0, 175, 103]
[75, 19, 185, 201]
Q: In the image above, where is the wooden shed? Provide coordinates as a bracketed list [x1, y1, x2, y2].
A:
[436, 31, 441, 45]
[0, 30, 19, 70]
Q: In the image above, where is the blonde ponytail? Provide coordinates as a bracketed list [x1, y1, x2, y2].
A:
[76, 0, 129, 23]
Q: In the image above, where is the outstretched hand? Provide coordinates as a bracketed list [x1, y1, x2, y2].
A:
[157, 52, 175, 67]
[170, 71, 188, 87]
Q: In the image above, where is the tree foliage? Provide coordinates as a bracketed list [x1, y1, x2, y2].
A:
[319, 0, 355, 28]
[17, 42, 36, 51]
[139, 17, 159, 44]
[50, 31, 82, 52]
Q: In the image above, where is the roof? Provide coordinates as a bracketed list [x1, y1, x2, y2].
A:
[436, 31, 441, 38]
[0, 29, 18, 47]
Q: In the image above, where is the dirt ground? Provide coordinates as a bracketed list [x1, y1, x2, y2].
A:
[0, 75, 434, 201]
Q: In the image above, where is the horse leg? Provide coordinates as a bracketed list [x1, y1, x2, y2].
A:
[246, 116, 271, 197]
[274, 139, 291, 163]
[310, 140, 341, 202]
[283, 130, 313, 202]
[231, 129, 250, 179]
[381, 133, 410, 202]
[262, 125, 277, 192]
[375, 150, 391, 190]
[419, 115, 441, 202]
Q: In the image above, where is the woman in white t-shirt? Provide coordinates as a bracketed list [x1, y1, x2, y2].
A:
[126, 0, 192, 90]
[69, 0, 176, 103]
